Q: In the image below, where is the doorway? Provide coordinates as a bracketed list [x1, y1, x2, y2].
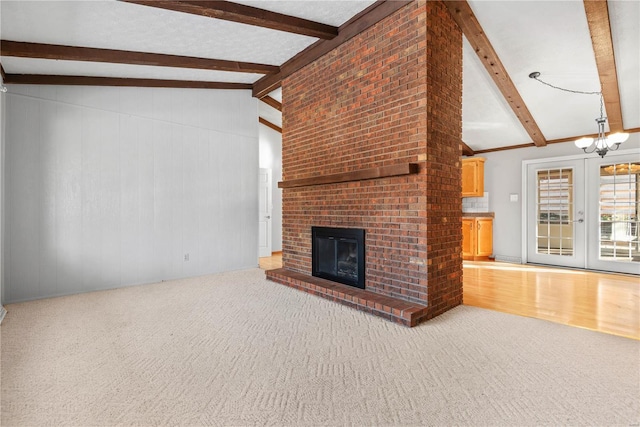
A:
[524, 151, 640, 274]
[586, 155, 640, 274]
[526, 159, 586, 268]
[258, 168, 272, 258]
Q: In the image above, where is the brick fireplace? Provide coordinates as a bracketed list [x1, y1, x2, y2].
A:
[266, 1, 463, 327]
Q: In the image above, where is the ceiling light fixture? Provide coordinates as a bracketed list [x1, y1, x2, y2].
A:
[529, 71, 628, 158]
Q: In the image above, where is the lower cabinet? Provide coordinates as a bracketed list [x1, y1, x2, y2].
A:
[462, 217, 493, 260]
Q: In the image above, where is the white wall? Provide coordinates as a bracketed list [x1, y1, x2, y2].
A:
[482, 135, 640, 262]
[258, 124, 282, 252]
[4, 85, 259, 303]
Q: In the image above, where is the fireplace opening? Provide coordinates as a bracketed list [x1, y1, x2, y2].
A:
[312, 227, 365, 289]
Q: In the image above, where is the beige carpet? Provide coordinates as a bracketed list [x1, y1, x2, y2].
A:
[1, 268, 639, 426]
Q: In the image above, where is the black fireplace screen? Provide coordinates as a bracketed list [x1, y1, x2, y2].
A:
[312, 227, 365, 289]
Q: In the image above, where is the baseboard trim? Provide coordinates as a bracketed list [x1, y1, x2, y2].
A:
[0, 306, 7, 324]
[494, 255, 523, 264]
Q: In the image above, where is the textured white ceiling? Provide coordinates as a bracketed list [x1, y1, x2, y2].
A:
[1, 1, 637, 152]
[259, 100, 282, 128]
[1, 56, 262, 83]
[468, 0, 602, 144]
[260, 88, 283, 127]
[0, 1, 316, 65]
[269, 88, 283, 103]
[608, 0, 640, 129]
[465, 0, 639, 150]
[462, 37, 531, 151]
[231, 1, 377, 26]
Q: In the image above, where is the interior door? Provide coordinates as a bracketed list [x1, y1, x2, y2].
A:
[585, 153, 640, 274]
[526, 159, 586, 268]
[258, 168, 272, 258]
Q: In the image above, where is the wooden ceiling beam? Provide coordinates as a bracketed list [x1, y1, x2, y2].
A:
[473, 127, 640, 154]
[121, 0, 338, 40]
[261, 96, 282, 112]
[461, 141, 475, 156]
[252, 0, 412, 98]
[2, 74, 252, 89]
[1, 40, 278, 75]
[259, 117, 282, 133]
[583, 0, 624, 132]
[443, 0, 547, 147]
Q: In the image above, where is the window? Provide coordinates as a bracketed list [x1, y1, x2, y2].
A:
[537, 169, 574, 256]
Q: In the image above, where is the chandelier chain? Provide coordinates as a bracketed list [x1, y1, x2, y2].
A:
[530, 74, 601, 96]
[530, 73, 604, 118]
[527, 71, 627, 157]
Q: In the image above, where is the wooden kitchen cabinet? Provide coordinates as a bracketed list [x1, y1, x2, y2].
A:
[462, 217, 493, 261]
[462, 157, 485, 197]
[462, 219, 475, 257]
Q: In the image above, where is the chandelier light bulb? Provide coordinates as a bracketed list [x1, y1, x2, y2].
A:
[607, 132, 629, 144]
[600, 138, 613, 149]
[575, 137, 593, 149]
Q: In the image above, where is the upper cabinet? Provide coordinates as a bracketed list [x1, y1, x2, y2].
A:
[462, 157, 485, 197]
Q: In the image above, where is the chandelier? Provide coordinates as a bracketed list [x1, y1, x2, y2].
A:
[529, 72, 628, 158]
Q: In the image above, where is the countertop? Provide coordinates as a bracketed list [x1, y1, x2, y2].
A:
[462, 212, 495, 218]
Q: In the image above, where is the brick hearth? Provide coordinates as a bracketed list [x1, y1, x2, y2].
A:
[266, 268, 430, 327]
[268, 1, 463, 327]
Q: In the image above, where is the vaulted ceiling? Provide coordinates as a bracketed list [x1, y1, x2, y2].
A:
[1, 0, 638, 154]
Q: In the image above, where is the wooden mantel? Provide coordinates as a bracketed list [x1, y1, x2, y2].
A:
[278, 163, 419, 189]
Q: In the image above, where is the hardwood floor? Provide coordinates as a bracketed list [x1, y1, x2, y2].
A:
[259, 252, 282, 270]
[259, 254, 639, 340]
[464, 261, 639, 340]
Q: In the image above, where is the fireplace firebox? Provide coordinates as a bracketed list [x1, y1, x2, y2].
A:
[312, 226, 365, 289]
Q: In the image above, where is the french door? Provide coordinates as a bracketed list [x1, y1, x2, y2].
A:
[586, 154, 640, 274]
[526, 159, 586, 268]
[526, 151, 640, 274]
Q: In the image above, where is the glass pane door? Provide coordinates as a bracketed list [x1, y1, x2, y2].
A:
[527, 159, 585, 268]
[599, 162, 639, 262]
[587, 153, 640, 274]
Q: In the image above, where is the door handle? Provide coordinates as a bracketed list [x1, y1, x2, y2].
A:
[265, 216, 271, 219]
[573, 218, 584, 223]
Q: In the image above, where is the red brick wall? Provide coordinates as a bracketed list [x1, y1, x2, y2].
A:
[425, 0, 464, 316]
[280, 0, 462, 315]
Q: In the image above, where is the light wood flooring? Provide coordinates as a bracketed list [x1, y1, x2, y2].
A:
[259, 254, 639, 340]
[258, 252, 283, 270]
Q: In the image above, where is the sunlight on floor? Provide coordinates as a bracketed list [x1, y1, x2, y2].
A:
[259, 255, 638, 340]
